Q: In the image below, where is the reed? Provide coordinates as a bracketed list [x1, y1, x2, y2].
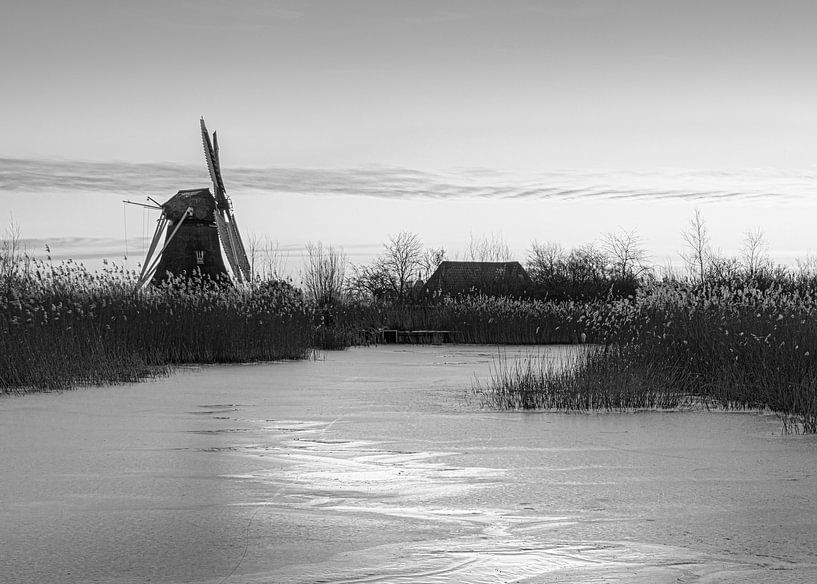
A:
[1, 259, 314, 392]
[477, 281, 817, 432]
[329, 294, 591, 345]
[476, 346, 693, 411]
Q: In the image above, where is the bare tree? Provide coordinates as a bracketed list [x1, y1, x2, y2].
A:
[246, 232, 262, 279]
[382, 231, 424, 300]
[796, 253, 817, 278]
[565, 244, 609, 285]
[247, 234, 286, 281]
[347, 262, 392, 301]
[740, 227, 770, 277]
[419, 246, 446, 281]
[708, 252, 742, 283]
[465, 232, 513, 262]
[349, 231, 425, 302]
[301, 241, 347, 308]
[1, 218, 28, 284]
[527, 240, 566, 282]
[602, 228, 650, 279]
[680, 209, 711, 284]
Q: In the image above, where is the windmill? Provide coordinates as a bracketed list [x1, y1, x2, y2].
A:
[136, 118, 252, 288]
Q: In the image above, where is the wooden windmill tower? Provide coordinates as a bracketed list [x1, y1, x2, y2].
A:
[136, 119, 252, 288]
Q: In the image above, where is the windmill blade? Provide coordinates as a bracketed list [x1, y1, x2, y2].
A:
[214, 209, 243, 283]
[212, 131, 220, 175]
[200, 118, 251, 284]
[211, 130, 225, 196]
[230, 225, 251, 280]
[200, 118, 229, 209]
[137, 215, 168, 286]
[225, 211, 252, 280]
[137, 208, 193, 289]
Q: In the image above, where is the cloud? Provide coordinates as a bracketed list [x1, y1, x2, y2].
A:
[2, 157, 814, 203]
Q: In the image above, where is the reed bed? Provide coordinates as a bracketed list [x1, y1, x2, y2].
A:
[476, 346, 694, 412]
[1, 260, 314, 392]
[477, 281, 817, 432]
[329, 294, 590, 345]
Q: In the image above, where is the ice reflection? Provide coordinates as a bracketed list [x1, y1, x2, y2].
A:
[223, 409, 809, 583]
[264, 539, 755, 584]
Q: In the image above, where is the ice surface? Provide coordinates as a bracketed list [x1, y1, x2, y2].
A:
[2, 345, 816, 583]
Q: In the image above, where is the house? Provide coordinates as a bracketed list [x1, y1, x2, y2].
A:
[423, 261, 532, 297]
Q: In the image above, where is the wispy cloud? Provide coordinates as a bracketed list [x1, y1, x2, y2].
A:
[2, 158, 814, 203]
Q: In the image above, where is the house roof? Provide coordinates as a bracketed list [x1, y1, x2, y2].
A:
[425, 261, 531, 294]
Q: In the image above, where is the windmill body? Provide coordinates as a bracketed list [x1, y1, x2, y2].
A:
[136, 119, 252, 288]
[150, 188, 229, 285]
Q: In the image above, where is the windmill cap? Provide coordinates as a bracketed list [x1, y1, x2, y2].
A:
[162, 188, 217, 222]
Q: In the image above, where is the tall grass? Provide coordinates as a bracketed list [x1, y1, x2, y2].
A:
[1, 259, 313, 392]
[327, 294, 591, 345]
[477, 346, 693, 411]
[477, 281, 817, 432]
[2, 257, 590, 392]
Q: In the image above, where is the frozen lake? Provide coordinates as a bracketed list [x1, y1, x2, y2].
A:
[2, 345, 816, 583]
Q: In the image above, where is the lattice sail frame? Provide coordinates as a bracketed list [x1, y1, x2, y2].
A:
[200, 118, 252, 283]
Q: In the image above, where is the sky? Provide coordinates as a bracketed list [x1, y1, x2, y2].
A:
[2, 1, 817, 274]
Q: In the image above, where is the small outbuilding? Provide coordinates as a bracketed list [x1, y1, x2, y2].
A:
[423, 261, 532, 297]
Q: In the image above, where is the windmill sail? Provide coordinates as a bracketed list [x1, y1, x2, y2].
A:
[200, 117, 251, 283]
[213, 210, 241, 281]
[137, 205, 197, 288]
[201, 120, 228, 209]
[225, 208, 251, 278]
[136, 215, 168, 287]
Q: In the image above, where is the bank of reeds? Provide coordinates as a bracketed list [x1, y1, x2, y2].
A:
[1, 260, 313, 392]
[477, 346, 694, 411]
[477, 282, 817, 432]
[326, 294, 590, 345]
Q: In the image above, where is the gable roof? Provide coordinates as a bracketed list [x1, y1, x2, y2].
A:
[424, 261, 531, 295]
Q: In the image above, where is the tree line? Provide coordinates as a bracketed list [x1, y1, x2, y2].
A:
[299, 210, 817, 308]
